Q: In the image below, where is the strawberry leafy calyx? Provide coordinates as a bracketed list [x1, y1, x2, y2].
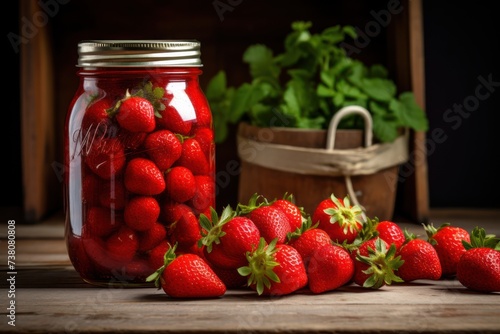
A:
[237, 237, 280, 295]
[462, 226, 500, 251]
[235, 193, 269, 216]
[198, 206, 235, 252]
[324, 194, 365, 235]
[400, 228, 419, 247]
[105, 89, 132, 118]
[422, 222, 451, 246]
[106, 81, 167, 119]
[145, 243, 177, 289]
[346, 216, 380, 252]
[139, 81, 167, 118]
[286, 216, 319, 242]
[356, 238, 404, 289]
[356, 216, 380, 243]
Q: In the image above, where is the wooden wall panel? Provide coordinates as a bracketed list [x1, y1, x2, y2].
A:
[20, 0, 59, 223]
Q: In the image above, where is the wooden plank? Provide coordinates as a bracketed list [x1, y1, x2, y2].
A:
[4, 272, 500, 334]
[407, 0, 430, 224]
[388, 0, 429, 224]
[20, 0, 58, 223]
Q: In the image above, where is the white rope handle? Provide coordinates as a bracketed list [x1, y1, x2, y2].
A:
[325, 105, 374, 218]
[326, 105, 373, 150]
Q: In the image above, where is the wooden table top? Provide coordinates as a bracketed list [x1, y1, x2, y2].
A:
[1, 209, 500, 333]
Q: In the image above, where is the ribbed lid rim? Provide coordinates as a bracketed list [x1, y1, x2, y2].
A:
[77, 40, 202, 67]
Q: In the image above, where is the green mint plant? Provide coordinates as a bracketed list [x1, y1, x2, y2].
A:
[206, 21, 428, 144]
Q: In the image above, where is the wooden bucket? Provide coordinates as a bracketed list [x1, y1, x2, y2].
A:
[236, 106, 408, 220]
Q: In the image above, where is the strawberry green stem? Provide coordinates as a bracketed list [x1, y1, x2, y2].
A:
[146, 243, 177, 289]
[356, 238, 404, 289]
[198, 206, 234, 252]
[324, 194, 365, 234]
[237, 238, 280, 295]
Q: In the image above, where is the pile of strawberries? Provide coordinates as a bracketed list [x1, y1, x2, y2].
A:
[66, 78, 215, 284]
[147, 193, 500, 298]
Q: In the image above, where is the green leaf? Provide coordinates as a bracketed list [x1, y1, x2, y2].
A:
[333, 58, 356, 78]
[342, 25, 357, 39]
[243, 44, 280, 80]
[320, 25, 345, 44]
[391, 92, 429, 131]
[295, 116, 324, 129]
[369, 64, 388, 78]
[237, 266, 252, 277]
[205, 70, 227, 101]
[317, 84, 335, 97]
[229, 82, 268, 123]
[360, 78, 396, 102]
[291, 20, 313, 33]
[320, 68, 335, 88]
[333, 92, 345, 107]
[369, 100, 389, 116]
[372, 114, 399, 143]
[337, 80, 365, 99]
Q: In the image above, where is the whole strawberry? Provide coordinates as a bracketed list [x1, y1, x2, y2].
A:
[164, 166, 196, 203]
[138, 221, 167, 253]
[106, 225, 139, 263]
[312, 193, 365, 244]
[167, 203, 203, 249]
[84, 137, 126, 180]
[456, 227, 500, 292]
[190, 175, 215, 214]
[114, 92, 156, 133]
[238, 238, 308, 296]
[352, 237, 403, 289]
[147, 244, 226, 298]
[176, 138, 209, 176]
[198, 206, 260, 269]
[192, 127, 214, 160]
[81, 98, 113, 136]
[124, 196, 160, 232]
[237, 193, 291, 244]
[307, 243, 354, 294]
[287, 218, 332, 268]
[270, 193, 304, 233]
[376, 220, 405, 250]
[124, 157, 166, 195]
[358, 217, 405, 250]
[84, 206, 122, 238]
[424, 222, 470, 277]
[144, 130, 183, 171]
[157, 105, 192, 135]
[396, 230, 442, 282]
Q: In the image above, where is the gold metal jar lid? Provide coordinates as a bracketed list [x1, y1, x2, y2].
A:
[77, 40, 202, 67]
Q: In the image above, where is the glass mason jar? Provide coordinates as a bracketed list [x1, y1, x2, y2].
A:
[64, 40, 215, 286]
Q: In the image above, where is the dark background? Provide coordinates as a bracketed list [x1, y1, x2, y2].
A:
[3, 0, 499, 223]
[422, 2, 500, 208]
